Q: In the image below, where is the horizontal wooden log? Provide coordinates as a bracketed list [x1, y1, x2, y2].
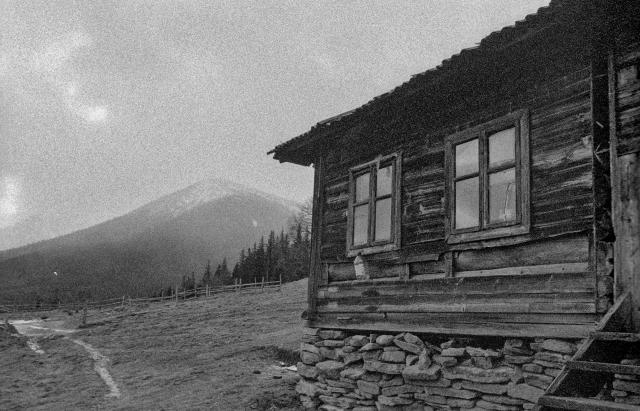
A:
[316, 300, 596, 314]
[320, 271, 595, 298]
[310, 314, 595, 338]
[455, 235, 588, 271]
[455, 262, 589, 278]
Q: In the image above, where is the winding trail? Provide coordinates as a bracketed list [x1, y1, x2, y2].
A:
[9, 318, 121, 399]
[68, 338, 121, 398]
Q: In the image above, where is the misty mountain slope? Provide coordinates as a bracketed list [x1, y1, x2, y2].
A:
[0, 179, 298, 303]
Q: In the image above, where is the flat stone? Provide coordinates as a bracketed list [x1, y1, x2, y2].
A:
[434, 355, 457, 367]
[410, 378, 452, 388]
[466, 347, 501, 358]
[356, 379, 380, 395]
[403, 333, 425, 347]
[349, 335, 369, 347]
[316, 361, 345, 380]
[534, 351, 571, 363]
[443, 366, 515, 384]
[379, 375, 404, 387]
[320, 339, 345, 348]
[360, 342, 382, 351]
[503, 339, 534, 356]
[381, 384, 420, 396]
[533, 359, 564, 369]
[476, 399, 521, 410]
[446, 398, 476, 408]
[384, 346, 401, 351]
[342, 346, 356, 353]
[360, 372, 382, 382]
[504, 355, 534, 365]
[362, 350, 382, 361]
[540, 339, 577, 354]
[613, 379, 640, 394]
[615, 373, 640, 381]
[481, 395, 524, 405]
[298, 362, 319, 379]
[326, 379, 356, 389]
[523, 372, 554, 390]
[611, 390, 628, 397]
[454, 381, 508, 395]
[340, 367, 365, 380]
[472, 356, 497, 369]
[507, 383, 545, 403]
[364, 360, 405, 375]
[406, 355, 418, 366]
[522, 363, 543, 373]
[376, 335, 395, 346]
[318, 395, 356, 409]
[522, 403, 538, 410]
[529, 342, 543, 352]
[381, 350, 406, 363]
[403, 364, 441, 381]
[352, 407, 377, 411]
[300, 351, 322, 365]
[424, 386, 478, 399]
[325, 385, 348, 394]
[377, 395, 414, 406]
[319, 347, 338, 360]
[344, 352, 363, 365]
[299, 394, 317, 410]
[317, 330, 345, 340]
[414, 393, 448, 404]
[393, 339, 423, 354]
[296, 379, 323, 397]
[301, 342, 320, 354]
[441, 347, 466, 357]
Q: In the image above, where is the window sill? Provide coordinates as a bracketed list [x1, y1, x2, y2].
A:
[347, 243, 398, 258]
[447, 223, 529, 244]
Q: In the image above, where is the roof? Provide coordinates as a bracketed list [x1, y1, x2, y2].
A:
[269, 0, 593, 166]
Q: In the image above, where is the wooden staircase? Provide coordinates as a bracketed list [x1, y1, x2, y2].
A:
[539, 292, 640, 410]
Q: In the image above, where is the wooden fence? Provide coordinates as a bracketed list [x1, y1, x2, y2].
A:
[0, 277, 282, 313]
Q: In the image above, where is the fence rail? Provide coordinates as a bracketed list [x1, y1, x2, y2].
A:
[0, 277, 282, 314]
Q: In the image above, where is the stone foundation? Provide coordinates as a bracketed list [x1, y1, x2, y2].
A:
[296, 329, 580, 410]
[611, 358, 640, 406]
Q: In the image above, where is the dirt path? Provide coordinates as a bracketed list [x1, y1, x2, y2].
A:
[0, 279, 307, 410]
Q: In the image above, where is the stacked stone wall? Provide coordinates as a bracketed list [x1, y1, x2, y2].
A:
[611, 358, 640, 406]
[296, 329, 580, 410]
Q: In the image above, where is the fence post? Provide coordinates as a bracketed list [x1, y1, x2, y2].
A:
[279, 273, 282, 291]
[175, 284, 179, 304]
[122, 296, 125, 309]
[261, 276, 265, 289]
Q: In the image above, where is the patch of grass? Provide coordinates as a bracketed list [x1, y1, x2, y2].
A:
[258, 345, 300, 366]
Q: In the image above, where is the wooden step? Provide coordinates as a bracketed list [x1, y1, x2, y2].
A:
[566, 360, 640, 375]
[538, 395, 640, 410]
[592, 332, 640, 342]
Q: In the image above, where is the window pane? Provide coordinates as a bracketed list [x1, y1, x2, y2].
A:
[374, 198, 392, 242]
[455, 177, 479, 229]
[376, 165, 393, 197]
[455, 139, 478, 177]
[355, 172, 370, 202]
[353, 205, 369, 245]
[489, 127, 515, 169]
[489, 168, 517, 224]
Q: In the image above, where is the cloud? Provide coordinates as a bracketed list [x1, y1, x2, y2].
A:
[77, 105, 108, 123]
[29, 31, 92, 73]
[0, 176, 20, 228]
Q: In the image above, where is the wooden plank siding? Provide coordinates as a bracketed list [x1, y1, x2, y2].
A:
[309, 64, 599, 337]
[615, 42, 640, 156]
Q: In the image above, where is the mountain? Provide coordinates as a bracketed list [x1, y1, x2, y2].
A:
[0, 178, 299, 304]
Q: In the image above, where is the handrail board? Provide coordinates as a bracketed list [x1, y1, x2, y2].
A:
[566, 360, 640, 376]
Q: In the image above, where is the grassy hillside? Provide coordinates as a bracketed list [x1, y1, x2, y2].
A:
[0, 279, 307, 410]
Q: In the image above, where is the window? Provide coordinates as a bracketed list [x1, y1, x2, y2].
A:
[347, 154, 401, 255]
[446, 110, 530, 243]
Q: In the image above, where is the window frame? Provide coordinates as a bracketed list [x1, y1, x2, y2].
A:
[445, 110, 530, 244]
[346, 153, 402, 257]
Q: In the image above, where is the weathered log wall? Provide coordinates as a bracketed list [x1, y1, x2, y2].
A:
[312, 63, 599, 336]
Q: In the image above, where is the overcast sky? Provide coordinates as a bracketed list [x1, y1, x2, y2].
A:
[0, 0, 549, 243]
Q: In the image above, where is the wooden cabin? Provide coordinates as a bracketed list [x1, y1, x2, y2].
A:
[272, 0, 640, 340]
[273, 1, 640, 408]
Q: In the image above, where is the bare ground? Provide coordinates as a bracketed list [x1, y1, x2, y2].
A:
[0, 279, 307, 410]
